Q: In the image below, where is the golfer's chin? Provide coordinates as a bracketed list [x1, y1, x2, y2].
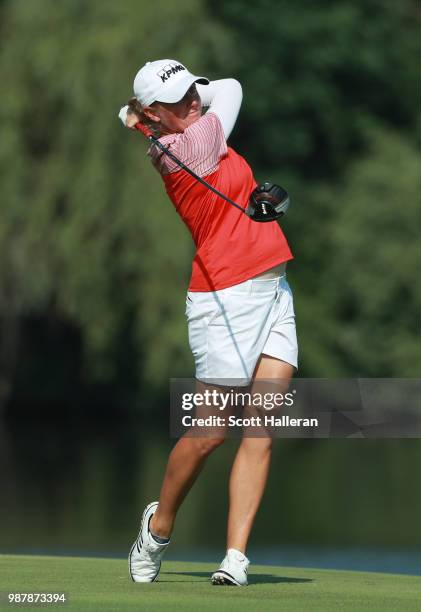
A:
[178, 107, 203, 132]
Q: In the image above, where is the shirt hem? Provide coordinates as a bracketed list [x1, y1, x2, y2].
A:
[187, 255, 294, 292]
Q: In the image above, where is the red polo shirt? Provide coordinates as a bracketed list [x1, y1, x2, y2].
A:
[149, 112, 293, 291]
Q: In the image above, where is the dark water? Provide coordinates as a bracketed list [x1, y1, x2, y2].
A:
[1, 418, 421, 576]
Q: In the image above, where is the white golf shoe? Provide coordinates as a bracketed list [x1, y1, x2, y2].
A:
[128, 501, 170, 583]
[211, 548, 249, 586]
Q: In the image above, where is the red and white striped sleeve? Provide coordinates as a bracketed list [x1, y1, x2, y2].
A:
[149, 112, 228, 178]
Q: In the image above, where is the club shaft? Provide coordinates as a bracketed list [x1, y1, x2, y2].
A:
[148, 135, 246, 214]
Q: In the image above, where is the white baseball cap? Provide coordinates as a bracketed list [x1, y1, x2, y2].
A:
[133, 59, 209, 107]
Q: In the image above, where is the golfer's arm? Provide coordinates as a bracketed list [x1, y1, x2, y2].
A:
[196, 79, 242, 139]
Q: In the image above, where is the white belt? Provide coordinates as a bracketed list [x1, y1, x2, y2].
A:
[252, 262, 287, 280]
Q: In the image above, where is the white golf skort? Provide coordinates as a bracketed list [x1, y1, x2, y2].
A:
[185, 273, 298, 386]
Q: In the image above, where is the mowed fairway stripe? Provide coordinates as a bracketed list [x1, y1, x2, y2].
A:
[0, 555, 420, 612]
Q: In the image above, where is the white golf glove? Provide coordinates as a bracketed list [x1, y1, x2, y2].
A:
[118, 105, 129, 127]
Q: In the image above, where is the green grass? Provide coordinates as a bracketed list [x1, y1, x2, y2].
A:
[0, 555, 420, 611]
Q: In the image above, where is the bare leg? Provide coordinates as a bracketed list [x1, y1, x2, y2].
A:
[149, 381, 226, 538]
[226, 356, 294, 553]
[149, 435, 224, 538]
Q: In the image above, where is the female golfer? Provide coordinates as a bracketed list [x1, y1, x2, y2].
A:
[119, 59, 298, 586]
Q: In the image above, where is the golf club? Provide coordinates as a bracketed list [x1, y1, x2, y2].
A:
[134, 121, 290, 222]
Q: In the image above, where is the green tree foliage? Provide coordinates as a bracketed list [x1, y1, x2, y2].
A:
[288, 125, 421, 376]
[1, 0, 421, 411]
[206, 0, 421, 377]
[325, 126, 421, 376]
[207, 0, 421, 181]
[0, 0, 218, 408]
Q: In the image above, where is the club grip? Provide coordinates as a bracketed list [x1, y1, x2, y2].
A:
[135, 122, 153, 138]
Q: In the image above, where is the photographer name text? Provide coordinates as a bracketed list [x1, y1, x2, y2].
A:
[181, 415, 318, 428]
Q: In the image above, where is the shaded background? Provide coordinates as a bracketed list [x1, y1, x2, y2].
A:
[1, 0, 421, 574]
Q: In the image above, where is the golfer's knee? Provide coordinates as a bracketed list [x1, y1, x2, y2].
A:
[194, 437, 225, 457]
